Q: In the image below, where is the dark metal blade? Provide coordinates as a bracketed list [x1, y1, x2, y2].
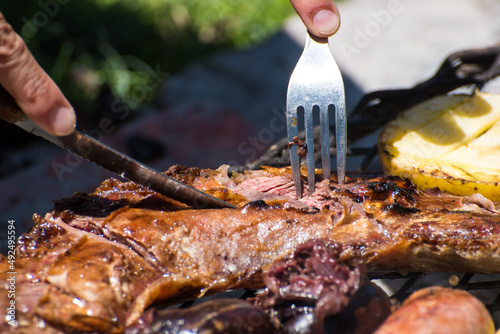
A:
[14, 118, 236, 209]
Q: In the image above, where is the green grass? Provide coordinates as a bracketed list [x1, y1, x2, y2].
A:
[2, 0, 293, 123]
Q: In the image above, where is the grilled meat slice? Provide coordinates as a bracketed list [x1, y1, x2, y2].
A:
[2, 165, 500, 333]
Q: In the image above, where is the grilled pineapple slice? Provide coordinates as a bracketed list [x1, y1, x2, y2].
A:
[378, 91, 500, 201]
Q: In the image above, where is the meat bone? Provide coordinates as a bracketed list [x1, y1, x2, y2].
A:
[0, 85, 236, 209]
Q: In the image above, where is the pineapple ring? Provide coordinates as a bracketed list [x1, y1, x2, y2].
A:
[378, 91, 500, 201]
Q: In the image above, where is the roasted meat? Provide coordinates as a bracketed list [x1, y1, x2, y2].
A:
[128, 239, 392, 334]
[374, 287, 495, 334]
[2, 165, 500, 333]
[253, 239, 392, 334]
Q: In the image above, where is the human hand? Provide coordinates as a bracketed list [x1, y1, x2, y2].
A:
[0, 12, 75, 136]
[289, 0, 341, 38]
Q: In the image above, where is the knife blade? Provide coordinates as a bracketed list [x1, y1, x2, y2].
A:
[0, 86, 236, 209]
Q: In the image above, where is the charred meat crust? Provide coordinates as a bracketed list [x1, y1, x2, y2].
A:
[2, 165, 500, 333]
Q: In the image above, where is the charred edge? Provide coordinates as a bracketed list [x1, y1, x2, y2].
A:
[242, 200, 271, 210]
[385, 202, 420, 215]
[54, 193, 129, 217]
[367, 180, 417, 203]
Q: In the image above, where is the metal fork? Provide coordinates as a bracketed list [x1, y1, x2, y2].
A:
[286, 32, 346, 198]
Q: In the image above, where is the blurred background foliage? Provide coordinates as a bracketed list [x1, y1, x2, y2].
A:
[2, 0, 293, 126]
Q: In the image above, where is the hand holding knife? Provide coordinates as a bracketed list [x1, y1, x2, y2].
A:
[0, 86, 236, 209]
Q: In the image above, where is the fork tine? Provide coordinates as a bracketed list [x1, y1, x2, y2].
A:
[320, 104, 331, 181]
[286, 106, 302, 198]
[335, 95, 347, 185]
[304, 104, 315, 194]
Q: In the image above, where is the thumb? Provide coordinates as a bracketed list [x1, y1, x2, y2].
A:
[0, 12, 76, 136]
[290, 0, 341, 38]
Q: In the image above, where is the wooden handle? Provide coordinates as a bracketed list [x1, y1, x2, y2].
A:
[0, 85, 28, 123]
